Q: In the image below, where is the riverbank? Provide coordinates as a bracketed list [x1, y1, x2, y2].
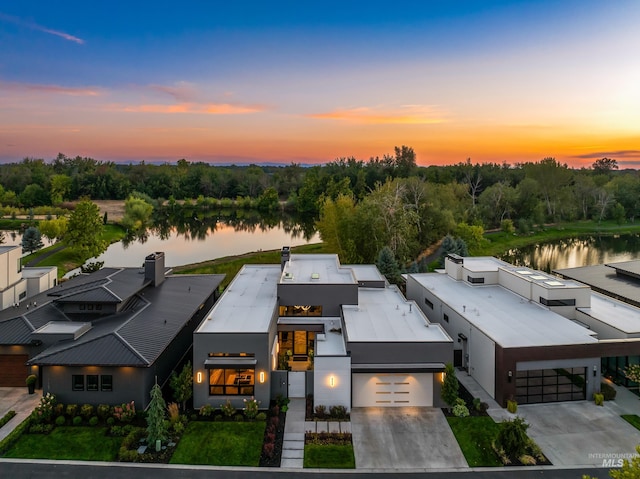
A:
[472, 220, 640, 257]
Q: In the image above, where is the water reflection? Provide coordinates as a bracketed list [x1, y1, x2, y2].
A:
[500, 234, 640, 271]
[98, 212, 319, 268]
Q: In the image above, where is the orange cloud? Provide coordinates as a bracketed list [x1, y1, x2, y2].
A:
[0, 81, 101, 96]
[308, 104, 448, 124]
[0, 12, 84, 44]
[119, 102, 267, 115]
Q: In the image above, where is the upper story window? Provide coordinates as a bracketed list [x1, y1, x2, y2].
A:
[208, 352, 255, 358]
[443, 313, 449, 322]
[467, 276, 485, 284]
[424, 298, 434, 309]
[539, 297, 576, 307]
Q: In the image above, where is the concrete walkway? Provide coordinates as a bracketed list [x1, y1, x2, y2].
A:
[0, 388, 41, 442]
[280, 398, 305, 468]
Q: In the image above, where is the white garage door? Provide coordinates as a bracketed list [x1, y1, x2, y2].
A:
[352, 373, 433, 407]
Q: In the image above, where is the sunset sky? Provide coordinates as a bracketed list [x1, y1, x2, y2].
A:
[1, 1, 639, 167]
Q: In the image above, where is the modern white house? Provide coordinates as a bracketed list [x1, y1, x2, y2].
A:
[193, 248, 453, 411]
[406, 254, 640, 406]
[0, 245, 57, 311]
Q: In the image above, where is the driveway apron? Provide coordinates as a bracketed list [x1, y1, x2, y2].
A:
[350, 407, 467, 469]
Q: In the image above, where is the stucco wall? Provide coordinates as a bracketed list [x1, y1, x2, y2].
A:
[314, 355, 351, 411]
[278, 283, 358, 316]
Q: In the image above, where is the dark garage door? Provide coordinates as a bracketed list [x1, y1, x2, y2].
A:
[0, 355, 29, 387]
[515, 367, 586, 404]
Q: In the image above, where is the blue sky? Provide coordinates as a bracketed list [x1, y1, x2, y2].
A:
[1, 1, 639, 166]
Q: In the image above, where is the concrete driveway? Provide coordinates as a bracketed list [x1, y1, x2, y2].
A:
[350, 407, 467, 469]
[517, 401, 640, 466]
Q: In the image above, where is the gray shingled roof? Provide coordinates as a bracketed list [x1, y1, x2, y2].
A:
[28, 273, 224, 367]
[0, 317, 33, 344]
[54, 287, 122, 304]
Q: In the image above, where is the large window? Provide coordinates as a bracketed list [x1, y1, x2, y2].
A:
[72, 375, 84, 391]
[467, 276, 485, 284]
[539, 297, 576, 307]
[209, 368, 254, 396]
[515, 368, 585, 404]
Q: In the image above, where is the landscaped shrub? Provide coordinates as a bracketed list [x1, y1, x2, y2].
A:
[0, 413, 32, 455]
[594, 393, 604, 406]
[28, 423, 53, 434]
[442, 363, 459, 410]
[199, 404, 214, 417]
[453, 398, 470, 418]
[315, 405, 327, 419]
[114, 401, 136, 422]
[66, 404, 78, 418]
[55, 416, 66, 426]
[479, 402, 489, 413]
[89, 416, 99, 426]
[0, 410, 16, 428]
[256, 412, 267, 421]
[473, 397, 481, 411]
[54, 404, 65, 417]
[496, 416, 529, 457]
[72, 416, 83, 426]
[269, 416, 280, 429]
[507, 399, 518, 414]
[263, 441, 275, 458]
[329, 405, 348, 420]
[32, 393, 56, 424]
[167, 402, 180, 425]
[221, 399, 236, 418]
[243, 397, 260, 419]
[519, 454, 536, 465]
[81, 404, 94, 418]
[173, 421, 185, 435]
[214, 415, 223, 422]
[601, 382, 617, 401]
[234, 414, 245, 422]
[97, 404, 111, 419]
[106, 417, 115, 426]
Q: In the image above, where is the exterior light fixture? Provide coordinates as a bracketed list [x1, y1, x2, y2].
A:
[593, 365, 597, 377]
[259, 371, 265, 383]
[196, 371, 203, 384]
[329, 375, 335, 387]
[508, 370, 512, 383]
[440, 372, 445, 383]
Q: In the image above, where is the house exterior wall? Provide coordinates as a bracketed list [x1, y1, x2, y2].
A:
[0, 247, 21, 292]
[193, 332, 271, 410]
[25, 268, 57, 298]
[468, 327, 496, 397]
[498, 269, 532, 299]
[347, 341, 452, 366]
[0, 279, 27, 310]
[42, 365, 150, 407]
[314, 355, 351, 411]
[277, 283, 358, 316]
[533, 283, 591, 319]
[463, 267, 498, 285]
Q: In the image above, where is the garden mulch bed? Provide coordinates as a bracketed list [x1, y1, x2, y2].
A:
[441, 381, 490, 418]
[259, 403, 286, 467]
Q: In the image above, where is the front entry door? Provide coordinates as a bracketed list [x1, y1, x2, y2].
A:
[288, 371, 306, 398]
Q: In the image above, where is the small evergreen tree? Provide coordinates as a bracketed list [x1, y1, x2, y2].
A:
[146, 382, 167, 446]
[376, 246, 401, 284]
[170, 361, 193, 410]
[496, 416, 530, 457]
[441, 363, 459, 410]
[21, 226, 44, 253]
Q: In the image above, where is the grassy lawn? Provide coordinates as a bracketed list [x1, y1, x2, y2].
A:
[174, 242, 331, 288]
[447, 416, 501, 467]
[622, 415, 640, 431]
[22, 224, 126, 278]
[304, 444, 355, 469]
[3, 427, 121, 461]
[170, 421, 266, 466]
[474, 220, 640, 257]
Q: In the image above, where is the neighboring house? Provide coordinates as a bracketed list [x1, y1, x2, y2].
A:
[555, 261, 640, 386]
[193, 248, 453, 411]
[406, 254, 640, 407]
[0, 252, 224, 408]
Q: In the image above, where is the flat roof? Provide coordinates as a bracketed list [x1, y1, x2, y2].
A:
[606, 260, 640, 279]
[197, 265, 280, 333]
[343, 286, 452, 343]
[0, 245, 18, 253]
[347, 265, 385, 282]
[34, 321, 90, 334]
[281, 254, 356, 285]
[462, 257, 503, 273]
[411, 273, 598, 348]
[21, 267, 56, 278]
[579, 293, 640, 335]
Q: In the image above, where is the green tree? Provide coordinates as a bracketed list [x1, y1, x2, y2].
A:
[441, 363, 459, 410]
[21, 226, 44, 253]
[50, 174, 72, 205]
[170, 361, 193, 411]
[122, 194, 154, 232]
[39, 217, 68, 243]
[609, 444, 640, 478]
[592, 157, 618, 175]
[64, 199, 106, 259]
[376, 246, 401, 284]
[256, 187, 280, 211]
[146, 382, 168, 447]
